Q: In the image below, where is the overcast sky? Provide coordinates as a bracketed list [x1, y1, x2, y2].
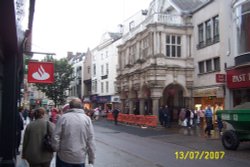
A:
[32, 0, 152, 59]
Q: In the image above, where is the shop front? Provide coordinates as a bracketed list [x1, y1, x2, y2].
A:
[193, 87, 225, 111]
[82, 96, 92, 110]
[93, 95, 111, 111]
[226, 66, 250, 107]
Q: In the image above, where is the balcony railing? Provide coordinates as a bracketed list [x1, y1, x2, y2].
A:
[123, 13, 186, 41]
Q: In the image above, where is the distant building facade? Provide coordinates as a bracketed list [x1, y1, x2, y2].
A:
[67, 52, 85, 98]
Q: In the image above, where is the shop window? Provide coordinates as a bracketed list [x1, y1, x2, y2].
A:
[233, 89, 250, 107]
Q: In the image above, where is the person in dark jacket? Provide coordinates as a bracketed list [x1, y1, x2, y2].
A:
[204, 105, 213, 136]
[112, 107, 120, 125]
[163, 105, 170, 127]
[185, 108, 191, 128]
[158, 106, 164, 126]
[16, 107, 24, 155]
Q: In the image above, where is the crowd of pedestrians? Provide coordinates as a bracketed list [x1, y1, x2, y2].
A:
[17, 98, 96, 167]
[167, 104, 224, 136]
[17, 99, 225, 166]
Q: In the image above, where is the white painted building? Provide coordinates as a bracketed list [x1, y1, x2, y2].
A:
[191, 0, 230, 111]
[67, 52, 85, 99]
[91, 32, 122, 110]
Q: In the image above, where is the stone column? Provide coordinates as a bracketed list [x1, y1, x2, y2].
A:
[152, 97, 160, 117]
[120, 99, 125, 113]
[129, 99, 134, 114]
[139, 98, 145, 115]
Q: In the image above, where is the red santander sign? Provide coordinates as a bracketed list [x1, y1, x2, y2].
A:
[227, 66, 250, 89]
[28, 61, 54, 84]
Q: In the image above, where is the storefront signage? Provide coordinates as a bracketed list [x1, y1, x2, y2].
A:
[216, 74, 226, 83]
[97, 96, 111, 103]
[227, 66, 250, 89]
[193, 87, 224, 98]
[28, 61, 54, 83]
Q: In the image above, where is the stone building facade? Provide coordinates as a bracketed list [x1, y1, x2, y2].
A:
[116, 0, 209, 120]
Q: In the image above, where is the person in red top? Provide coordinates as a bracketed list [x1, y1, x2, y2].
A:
[51, 108, 59, 124]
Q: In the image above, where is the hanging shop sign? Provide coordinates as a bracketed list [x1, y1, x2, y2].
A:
[216, 74, 226, 83]
[227, 66, 250, 89]
[28, 61, 54, 83]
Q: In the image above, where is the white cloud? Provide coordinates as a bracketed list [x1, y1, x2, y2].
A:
[32, 0, 151, 59]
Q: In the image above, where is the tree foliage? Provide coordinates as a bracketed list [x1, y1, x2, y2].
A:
[35, 57, 74, 106]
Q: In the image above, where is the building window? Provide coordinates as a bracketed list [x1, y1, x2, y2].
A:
[206, 59, 212, 72]
[213, 15, 219, 42]
[142, 37, 149, 58]
[93, 64, 96, 76]
[94, 79, 97, 92]
[198, 24, 204, 45]
[198, 57, 220, 74]
[106, 63, 109, 75]
[101, 65, 104, 76]
[166, 35, 181, 57]
[199, 61, 205, 73]
[106, 81, 109, 93]
[205, 19, 212, 43]
[197, 15, 220, 49]
[106, 51, 108, 58]
[129, 45, 136, 64]
[101, 82, 104, 93]
[87, 66, 90, 74]
[129, 21, 135, 31]
[214, 57, 220, 71]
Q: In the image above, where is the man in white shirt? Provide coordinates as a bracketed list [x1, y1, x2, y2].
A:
[52, 98, 96, 167]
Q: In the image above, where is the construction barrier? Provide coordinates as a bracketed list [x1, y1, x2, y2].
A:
[107, 112, 114, 121]
[145, 115, 158, 127]
[135, 115, 146, 126]
[106, 113, 158, 127]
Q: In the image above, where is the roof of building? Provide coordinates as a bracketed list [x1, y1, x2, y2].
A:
[170, 0, 211, 14]
[108, 32, 122, 41]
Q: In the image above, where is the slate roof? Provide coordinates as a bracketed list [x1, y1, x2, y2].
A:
[108, 32, 122, 41]
[170, 0, 211, 13]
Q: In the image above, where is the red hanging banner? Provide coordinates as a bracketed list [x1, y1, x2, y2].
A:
[28, 61, 54, 84]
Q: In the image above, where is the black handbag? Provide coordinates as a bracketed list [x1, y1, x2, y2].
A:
[42, 121, 54, 152]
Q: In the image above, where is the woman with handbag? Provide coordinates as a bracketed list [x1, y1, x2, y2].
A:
[22, 107, 55, 167]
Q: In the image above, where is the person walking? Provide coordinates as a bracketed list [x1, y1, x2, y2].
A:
[52, 98, 96, 167]
[22, 107, 55, 167]
[112, 107, 120, 125]
[158, 106, 164, 126]
[204, 105, 213, 136]
[16, 107, 24, 155]
[185, 108, 191, 128]
[163, 105, 170, 127]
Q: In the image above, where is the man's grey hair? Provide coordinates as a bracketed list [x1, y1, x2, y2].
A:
[69, 98, 83, 109]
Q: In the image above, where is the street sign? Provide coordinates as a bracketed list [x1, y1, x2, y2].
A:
[28, 61, 54, 83]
